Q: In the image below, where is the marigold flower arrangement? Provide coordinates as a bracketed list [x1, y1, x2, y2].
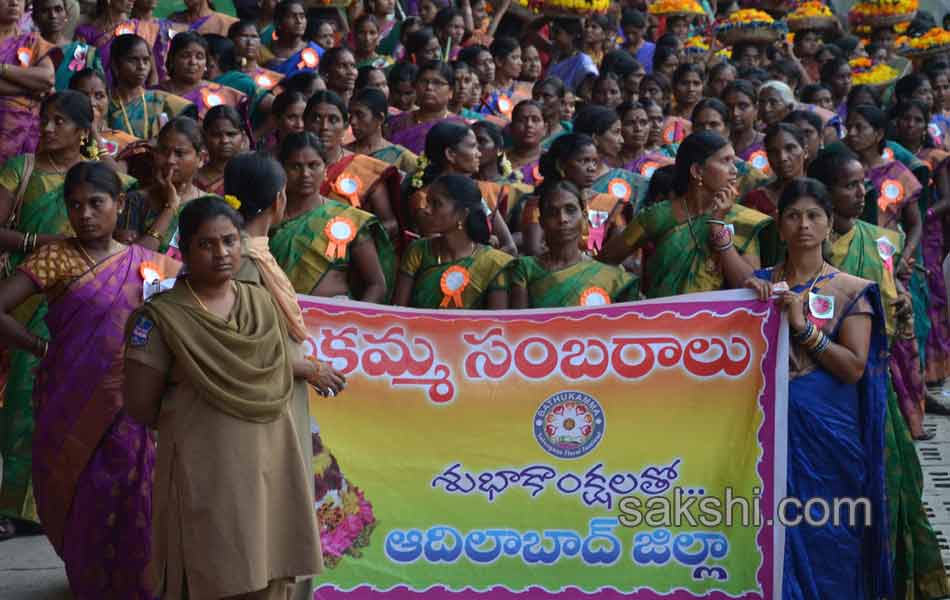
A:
[715, 8, 787, 45]
[789, 1, 833, 19]
[907, 27, 950, 50]
[647, 0, 705, 17]
[516, 0, 609, 15]
[850, 0, 917, 17]
[850, 60, 900, 86]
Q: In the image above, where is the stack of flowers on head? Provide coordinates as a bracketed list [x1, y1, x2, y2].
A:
[684, 35, 709, 54]
[848, 0, 918, 27]
[905, 27, 950, 51]
[647, 0, 705, 17]
[715, 8, 788, 45]
[849, 57, 900, 86]
[787, 1, 838, 31]
[516, 0, 610, 14]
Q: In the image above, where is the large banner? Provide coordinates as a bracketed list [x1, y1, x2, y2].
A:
[300, 290, 788, 599]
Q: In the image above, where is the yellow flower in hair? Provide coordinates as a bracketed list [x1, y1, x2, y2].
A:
[223, 194, 242, 210]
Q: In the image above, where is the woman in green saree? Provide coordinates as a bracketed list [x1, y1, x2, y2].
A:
[600, 131, 774, 298]
[511, 179, 638, 309]
[346, 87, 418, 175]
[270, 132, 393, 303]
[106, 34, 196, 141]
[810, 148, 950, 598]
[0, 91, 97, 538]
[393, 174, 513, 310]
[115, 117, 205, 256]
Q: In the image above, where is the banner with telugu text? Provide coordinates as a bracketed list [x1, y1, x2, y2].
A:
[300, 290, 788, 600]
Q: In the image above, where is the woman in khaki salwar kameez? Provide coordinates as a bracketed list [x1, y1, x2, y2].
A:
[123, 196, 322, 600]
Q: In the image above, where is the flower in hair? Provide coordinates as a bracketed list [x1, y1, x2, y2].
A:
[223, 194, 242, 210]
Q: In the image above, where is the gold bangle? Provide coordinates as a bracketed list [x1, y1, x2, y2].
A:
[146, 229, 163, 242]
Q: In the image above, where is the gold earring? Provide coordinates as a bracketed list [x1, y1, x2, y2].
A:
[698, 178, 704, 189]
[457, 221, 464, 230]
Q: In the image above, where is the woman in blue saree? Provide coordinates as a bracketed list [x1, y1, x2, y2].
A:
[745, 177, 891, 600]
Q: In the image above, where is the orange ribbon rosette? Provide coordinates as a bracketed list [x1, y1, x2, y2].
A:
[640, 161, 661, 178]
[882, 147, 895, 162]
[201, 86, 224, 108]
[579, 287, 611, 307]
[255, 73, 276, 89]
[607, 178, 632, 203]
[323, 216, 357, 259]
[748, 150, 771, 174]
[297, 47, 319, 70]
[496, 95, 513, 117]
[661, 123, 679, 145]
[139, 261, 163, 283]
[16, 47, 31, 67]
[439, 265, 471, 308]
[532, 164, 543, 183]
[333, 173, 363, 207]
[878, 179, 905, 213]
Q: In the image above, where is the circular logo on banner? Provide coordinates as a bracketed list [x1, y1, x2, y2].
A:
[533, 391, 605, 460]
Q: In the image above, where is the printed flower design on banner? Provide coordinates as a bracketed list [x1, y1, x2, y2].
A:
[324, 216, 357, 259]
[748, 149, 771, 174]
[297, 47, 319, 70]
[876, 235, 897, 273]
[608, 178, 632, 202]
[333, 173, 363, 206]
[16, 47, 31, 67]
[878, 178, 905, 212]
[579, 287, 611, 307]
[647, 0, 705, 16]
[439, 265, 471, 308]
[68, 44, 89, 72]
[544, 401, 595, 446]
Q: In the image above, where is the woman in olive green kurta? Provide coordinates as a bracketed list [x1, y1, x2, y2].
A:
[123, 197, 321, 599]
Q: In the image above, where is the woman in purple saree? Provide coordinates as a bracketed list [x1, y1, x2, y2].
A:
[385, 60, 466, 154]
[0, 161, 179, 598]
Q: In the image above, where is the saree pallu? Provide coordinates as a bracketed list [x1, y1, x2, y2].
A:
[516, 160, 541, 187]
[53, 42, 102, 91]
[752, 270, 891, 600]
[267, 41, 325, 77]
[166, 80, 247, 121]
[169, 10, 238, 36]
[623, 152, 673, 180]
[195, 171, 224, 195]
[385, 112, 467, 155]
[546, 52, 598, 91]
[369, 144, 419, 175]
[106, 90, 195, 140]
[0, 33, 53, 166]
[401, 238, 514, 309]
[75, 19, 170, 84]
[660, 116, 691, 146]
[591, 167, 649, 215]
[31, 245, 178, 598]
[622, 202, 773, 298]
[322, 154, 401, 215]
[917, 148, 950, 383]
[513, 256, 638, 307]
[269, 199, 396, 300]
[741, 186, 778, 219]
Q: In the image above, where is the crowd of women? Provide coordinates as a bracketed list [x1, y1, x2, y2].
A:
[0, 0, 949, 596]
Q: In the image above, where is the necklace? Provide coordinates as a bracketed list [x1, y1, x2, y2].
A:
[185, 278, 212, 313]
[778, 261, 827, 303]
[435, 237, 476, 265]
[45, 152, 66, 175]
[117, 92, 148, 139]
